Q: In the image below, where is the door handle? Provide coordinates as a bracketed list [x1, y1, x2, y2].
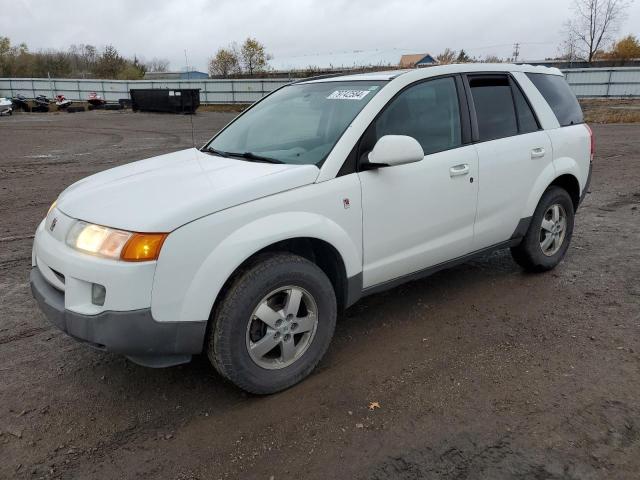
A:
[531, 147, 546, 159]
[449, 163, 470, 177]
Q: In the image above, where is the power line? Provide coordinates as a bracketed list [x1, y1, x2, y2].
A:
[464, 41, 555, 53]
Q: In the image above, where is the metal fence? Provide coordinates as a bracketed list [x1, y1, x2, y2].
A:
[1, 67, 640, 103]
[0, 78, 291, 104]
[562, 67, 640, 97]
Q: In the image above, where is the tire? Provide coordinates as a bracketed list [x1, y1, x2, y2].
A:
[207, 253, 337, 394]
[511, 186, 575, 272]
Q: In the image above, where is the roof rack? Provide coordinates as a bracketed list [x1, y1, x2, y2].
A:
[290, 72, 354, 84]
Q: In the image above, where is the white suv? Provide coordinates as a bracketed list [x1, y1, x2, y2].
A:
[31, 64, 592, 393]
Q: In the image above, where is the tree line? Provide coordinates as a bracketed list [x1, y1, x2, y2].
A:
[433, 33, 640, 65]
[437, 0, 638, 65]
[3, 0, 638, 82]
[0, 37, 170, 79]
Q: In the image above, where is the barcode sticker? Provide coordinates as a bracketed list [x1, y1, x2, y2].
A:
[327, 90, 371, 100]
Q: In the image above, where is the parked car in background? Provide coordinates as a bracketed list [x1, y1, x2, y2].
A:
[31, 64, 592, 394]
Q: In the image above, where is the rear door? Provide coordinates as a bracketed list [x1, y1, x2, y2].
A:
[526, 72, 591, 195]
[465, 74, 553, 250]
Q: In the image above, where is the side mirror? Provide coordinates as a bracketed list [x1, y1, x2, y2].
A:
[366, 135, 424, 168]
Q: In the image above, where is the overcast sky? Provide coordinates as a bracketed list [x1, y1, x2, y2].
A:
[2, 0, 639, 71]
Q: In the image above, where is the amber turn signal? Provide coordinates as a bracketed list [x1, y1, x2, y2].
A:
[120, 233, 168, 262]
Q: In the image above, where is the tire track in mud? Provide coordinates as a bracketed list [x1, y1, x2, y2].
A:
[367, 401, 640, 480]
[3, 128, 124, 159]
[33, 415, 184, 478]
[0, 257, 30, 269]
[0, 326, 51, 345]
[1, 127, 186, 176]
[5, 124, 183, 148]
[0, 235, 34, 243]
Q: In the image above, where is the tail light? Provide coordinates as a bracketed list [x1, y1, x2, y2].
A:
[585, 124, 594, 161]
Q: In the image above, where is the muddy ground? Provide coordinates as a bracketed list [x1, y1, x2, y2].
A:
[0, 111, 639, 480]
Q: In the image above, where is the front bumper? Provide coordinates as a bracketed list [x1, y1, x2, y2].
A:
[30, 267, 207, 367]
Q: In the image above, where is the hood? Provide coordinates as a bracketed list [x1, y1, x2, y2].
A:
[57, 148, 320, 232]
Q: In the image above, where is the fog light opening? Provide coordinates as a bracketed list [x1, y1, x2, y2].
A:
[91, 283, 106, 306]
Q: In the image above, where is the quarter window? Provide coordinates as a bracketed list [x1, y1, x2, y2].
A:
[512, 83, 539, 134]
[469, 76, 518, 141]
[526, 73, 583, 127]
[373, 77, 462, 155]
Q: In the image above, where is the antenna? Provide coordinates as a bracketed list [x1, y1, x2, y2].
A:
[183, 48, 196, 148]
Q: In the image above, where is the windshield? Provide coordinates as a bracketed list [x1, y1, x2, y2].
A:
[204, 81, 387, 166]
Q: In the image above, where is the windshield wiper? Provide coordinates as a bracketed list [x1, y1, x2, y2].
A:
[204, 147, 229, 158]
[224, 151, 285, 164]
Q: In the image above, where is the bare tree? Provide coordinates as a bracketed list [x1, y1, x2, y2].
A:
[436, 48, 457, 64]
[208, 45, 240, 77]
[564, 0, 630, 63]
[557, 34, 579, 63]
[146, 57, 170, 72]
[68, 44, 98, 77]
[240, 37, 270, 75]
[483, 55, 504, 63]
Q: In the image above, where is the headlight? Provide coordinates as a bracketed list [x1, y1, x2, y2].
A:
[66, 222, 167, 262]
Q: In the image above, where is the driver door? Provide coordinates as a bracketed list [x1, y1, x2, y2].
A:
[358, 76, 479, 288]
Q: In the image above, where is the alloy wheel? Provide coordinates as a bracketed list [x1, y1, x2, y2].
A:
[245, 286, 318, 370]
[539, 203, 567, 256]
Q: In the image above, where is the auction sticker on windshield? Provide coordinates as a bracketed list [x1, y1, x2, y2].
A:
[327, 90, 371, 100]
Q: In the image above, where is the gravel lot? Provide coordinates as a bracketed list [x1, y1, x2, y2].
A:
[0, 111, 639, 480]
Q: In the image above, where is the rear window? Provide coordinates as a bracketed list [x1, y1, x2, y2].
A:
[526, 73, 583, 127]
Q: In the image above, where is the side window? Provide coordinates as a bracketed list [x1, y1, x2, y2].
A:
[512, 82, 539, 134]
[469, 75, 518, 141]
[373, 77, 462, 155]
[526, 73, 583, 127]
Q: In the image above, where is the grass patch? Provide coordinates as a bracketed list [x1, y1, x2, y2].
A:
[580, 98, 640, 124]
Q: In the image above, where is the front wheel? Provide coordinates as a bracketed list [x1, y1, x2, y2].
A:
[207, 253, 337, 394]
[511, 186, 575, 272]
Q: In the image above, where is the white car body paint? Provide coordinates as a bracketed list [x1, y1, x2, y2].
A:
[32, 62, 591, 338]
[471, 130, 554, 250]
[152, 175, 363, 322]
[56, 148, 320, 232]
[360, 145, 479, 287]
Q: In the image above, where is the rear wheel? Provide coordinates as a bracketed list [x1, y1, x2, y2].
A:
[511, 186, 575, 272]
[208, 253, 337, 394]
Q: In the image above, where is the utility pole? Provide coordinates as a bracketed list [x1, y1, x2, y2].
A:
[184, 49, 191, 80]
[512, 43, 521, 63]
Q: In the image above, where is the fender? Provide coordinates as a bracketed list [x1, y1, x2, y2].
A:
[521, 156, 584, 222]
[152, 211, 362, 323]
[182, 212, 359, 323]
[553, 155, 586, 195]
[521, 160, 558, 219]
